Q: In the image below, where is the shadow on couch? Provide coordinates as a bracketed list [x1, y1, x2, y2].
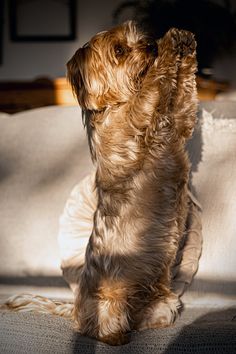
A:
[71, 307, 236, 354]
[165, 307, 236, 354]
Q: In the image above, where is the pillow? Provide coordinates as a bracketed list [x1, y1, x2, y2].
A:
[0, 102, 236, 307]
[0, 106, 93, 277]
[183, 102, 236, 305]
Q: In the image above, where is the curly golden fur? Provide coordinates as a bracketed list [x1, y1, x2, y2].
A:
[66, 20, 198, 345]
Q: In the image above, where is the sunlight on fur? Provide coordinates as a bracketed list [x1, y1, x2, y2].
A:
[3, 20, 199, 346]
[67, 20, 198, 345]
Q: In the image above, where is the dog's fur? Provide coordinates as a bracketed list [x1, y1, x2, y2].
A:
[66, 21, 198, 345]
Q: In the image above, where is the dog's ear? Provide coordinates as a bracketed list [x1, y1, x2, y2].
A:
[67, 47, 108, 110]
[82, 109, 97, 162]
[67, 48, 85, 105]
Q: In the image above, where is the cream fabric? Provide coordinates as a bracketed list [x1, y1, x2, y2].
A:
[1, 308, 236, 353]
[0, 104, 236, 306]
[183, 109, 236, 305]
[58, 173, 96, 264]
[0, 106, 93, 276]
[191, 109, 236, 281]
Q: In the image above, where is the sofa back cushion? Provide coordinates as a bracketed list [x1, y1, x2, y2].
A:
[0, 106, 93, 276]
[0, 102, 236, 304]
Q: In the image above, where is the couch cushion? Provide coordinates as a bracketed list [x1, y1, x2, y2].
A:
[0, 106, 93, 277]
[0, 307, 235, 353]
[0, 102, 236, 307]
[183, 102, 236, 305]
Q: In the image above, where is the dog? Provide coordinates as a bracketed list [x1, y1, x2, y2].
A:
[66, 20, 198, 345]
[3, 20, 198, 346]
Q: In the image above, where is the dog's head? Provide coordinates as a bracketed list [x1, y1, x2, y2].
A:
[67, 21, 157, 111]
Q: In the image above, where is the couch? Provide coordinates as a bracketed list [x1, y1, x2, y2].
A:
[0, 101, 236, 353]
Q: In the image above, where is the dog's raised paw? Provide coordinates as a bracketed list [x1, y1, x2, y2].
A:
[179, 30, 196, 57]
[167, 28, 196, 57]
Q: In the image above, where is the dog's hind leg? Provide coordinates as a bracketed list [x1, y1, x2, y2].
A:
[135, 270, 182, 331]
[137, 292, 181, 330]
[74, 278, 132, 345]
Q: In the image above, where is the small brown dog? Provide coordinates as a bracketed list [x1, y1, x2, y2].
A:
[67, 21, 198, 345]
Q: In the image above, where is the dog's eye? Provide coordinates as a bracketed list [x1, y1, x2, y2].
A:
[114, 45, 125, 57]
[147, 42, 158, 56]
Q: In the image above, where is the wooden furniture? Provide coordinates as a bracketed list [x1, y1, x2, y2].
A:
[196, 76, 230, 101]
[0, 77, 77, 114]
[0, 76, 230, 114]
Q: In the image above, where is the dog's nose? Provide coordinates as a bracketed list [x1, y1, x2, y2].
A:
[146, 43, 158, 56]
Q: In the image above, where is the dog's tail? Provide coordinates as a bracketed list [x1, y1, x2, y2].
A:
[1, 294, 74, 319]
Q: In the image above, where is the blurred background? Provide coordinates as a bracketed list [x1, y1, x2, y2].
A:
[0, 0, 236, 113]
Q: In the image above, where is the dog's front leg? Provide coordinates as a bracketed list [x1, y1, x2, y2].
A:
[133, 29, 198, 331]
[130, 28, 196, 129]
[155, 28, 198, 139]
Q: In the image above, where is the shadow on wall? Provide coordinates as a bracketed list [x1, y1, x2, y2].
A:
[184, 277, 236, 298]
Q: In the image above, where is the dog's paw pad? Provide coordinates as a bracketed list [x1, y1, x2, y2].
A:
[167, 28, 196, 57]
[168, 28, 182, 49]
[179, 30, 196, 56]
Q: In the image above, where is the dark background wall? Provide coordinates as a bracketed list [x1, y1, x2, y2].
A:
[0, 0, 123, 80]
[0, 0, 236, 87]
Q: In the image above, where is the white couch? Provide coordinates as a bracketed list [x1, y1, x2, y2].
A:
[0, 102, 235, 353]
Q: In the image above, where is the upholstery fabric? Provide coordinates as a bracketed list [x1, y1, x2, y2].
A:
[0, 102, 236, 353]
[0, 106, 93, 277]
[1, 103, 235, 305]
[0, 307, 235, 353]
[182, 105, 236, 305]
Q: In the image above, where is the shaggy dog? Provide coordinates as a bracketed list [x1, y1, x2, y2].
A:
[66, 20, 198, 345]
[3, 21, 198, 346]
